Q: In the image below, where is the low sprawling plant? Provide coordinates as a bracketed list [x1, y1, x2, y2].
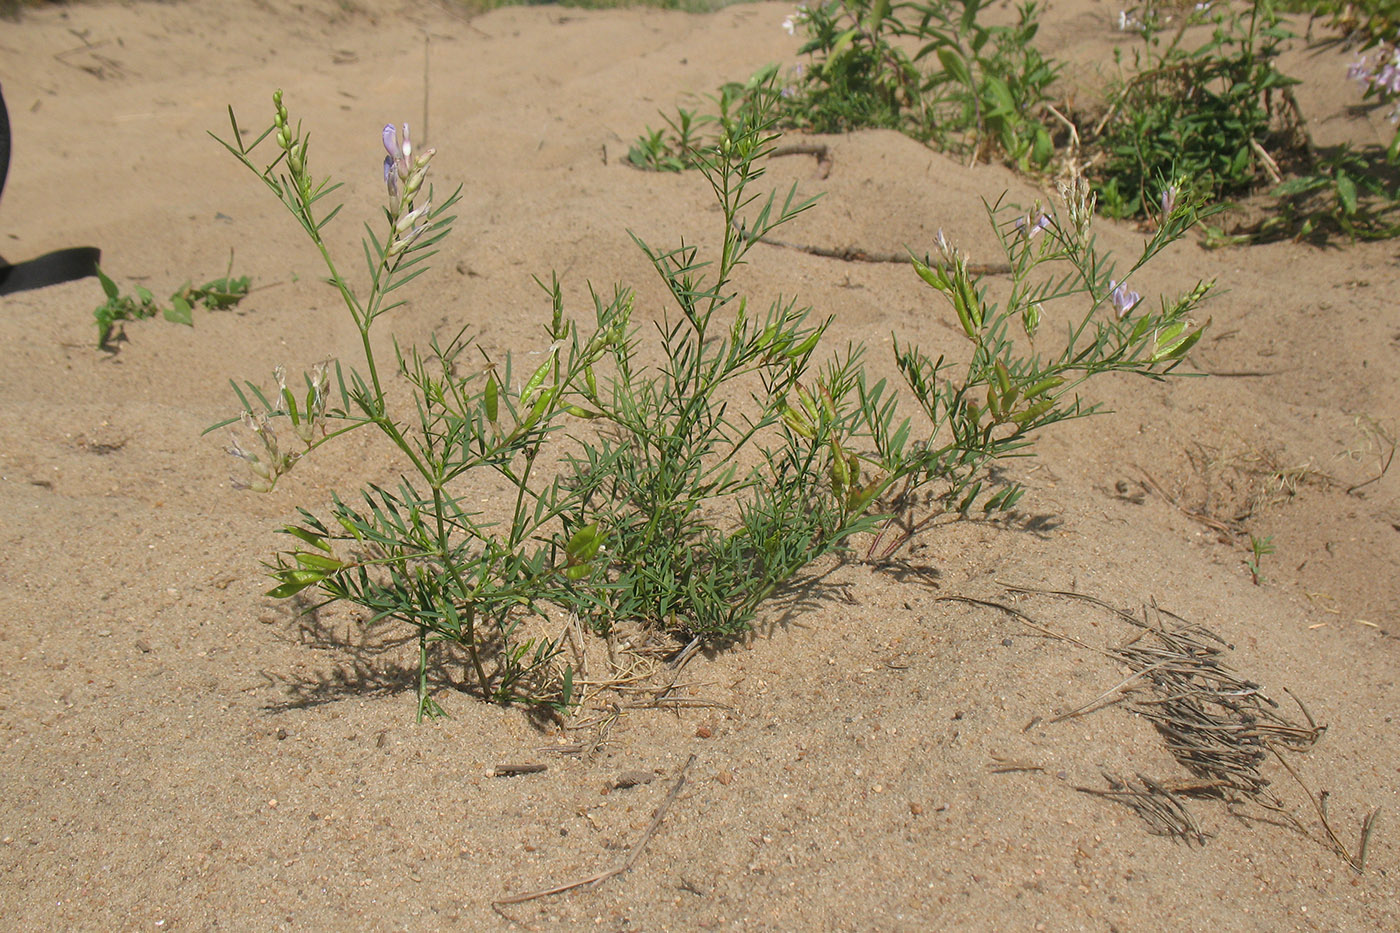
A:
[1295, 0, 1400, 46]
[215, 82, 1208, 717]
[627, 74, 771, 172]
[1097, 0, 1400, 239]
[1095, 0, 1301, 218]
[1264, 144, 1400, 240]
[93, 264, 249, 349]
[632, 0, 1060, 172]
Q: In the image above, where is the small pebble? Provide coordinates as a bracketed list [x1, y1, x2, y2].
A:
[613, 770, 655, 789]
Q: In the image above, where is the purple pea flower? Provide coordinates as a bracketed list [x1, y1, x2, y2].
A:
[1160, 184, 1179, 216]
[1108, 279, 1141, 320]
[1015, 212, 1052, 240]
[382, 123, 411, 197]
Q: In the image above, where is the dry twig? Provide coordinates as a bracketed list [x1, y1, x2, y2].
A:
[494, 754, 698, 906]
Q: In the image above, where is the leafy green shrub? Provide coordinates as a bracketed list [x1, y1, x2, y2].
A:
[1093, 1, 1400, 239]
[216, 85, 1208, 717]
[632, 0, 1061, 172]
[906, 0, 1059, 168]
[1094, 0, 1300, 218]
[784, 0, 1059, 166]
[1265, 145, 1400, 240]
[782, 0, 921, 135]
[1293, 0, 1400, 46]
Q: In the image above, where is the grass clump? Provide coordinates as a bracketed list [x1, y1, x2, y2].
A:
[214, 81, 1210, 717]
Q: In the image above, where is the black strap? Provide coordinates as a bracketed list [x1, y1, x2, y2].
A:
[0, 80, 101, 296]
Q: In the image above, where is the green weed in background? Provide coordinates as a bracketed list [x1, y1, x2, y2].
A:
[1294, 0, 1400, 45]
[1094, 1, 1301, 218]
[93, 265, 250, 350]
[1246, 532, 1275, 584]
[444, 0, 740, 14]
[1098, 0, 1400, 239]
[781, 0, 920, 136]
[781, 0, 1058, 166]
[630, 0, 1060, 172]
[629, 0, 1400, 242]
[905, 0, 1059, 168]
[213, 82, 1209, 717]
[628, 77, 765, 171]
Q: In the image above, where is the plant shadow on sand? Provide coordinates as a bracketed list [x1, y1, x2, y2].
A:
[259, 599, 427, 713]
[258, 561, 886, 715]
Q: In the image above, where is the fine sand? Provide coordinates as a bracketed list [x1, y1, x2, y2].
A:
[0, 1, 1397, 929]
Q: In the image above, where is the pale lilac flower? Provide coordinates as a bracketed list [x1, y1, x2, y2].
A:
[1160, 184, 1179, 216]
[782, 5, 807, 35]
[382, 123, 411, 197]
[383, 157, 398, 199]
[1109, 280, 1141, 320]
[1347, 46, 1400, 121]
[1015, 212, 1052, 239]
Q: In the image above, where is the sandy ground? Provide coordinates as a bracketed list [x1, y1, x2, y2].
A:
[0, 0, 1397, 929]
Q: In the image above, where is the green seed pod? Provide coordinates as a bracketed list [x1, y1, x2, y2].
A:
[1012, 398, 1055, 426]
[1151, 325, 1203, 363]
[911, 257, 945, 292]
[829, 438, 850, 495]
[757, 320, 780, 353]
[994, 361, 1012, 397]
[1022, 375, 1063, 399]
[1021, 301, 1041, 339]
[846, 476, 883, 515]
[483, 373, 499, 422]
[780, 401, 815, 439]
[955, 275, 982, 335]
[787, 329, 822, 359]
[521, 357, 553, 408]
[562, 403, 598, 419]
[565, 522, 605, 564]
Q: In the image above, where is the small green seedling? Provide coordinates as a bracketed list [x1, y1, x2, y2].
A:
[1246, 533, 1275, 585]
[94, 264, 250, 349]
